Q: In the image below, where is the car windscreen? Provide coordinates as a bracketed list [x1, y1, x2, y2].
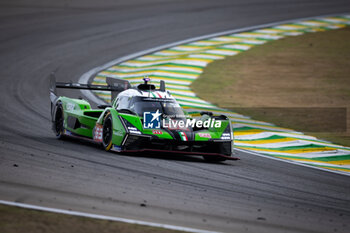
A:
[129, 97, 185, 119]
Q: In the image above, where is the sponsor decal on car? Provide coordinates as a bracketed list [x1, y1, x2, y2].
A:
[93, 124, 103, 142]
[152, 130, 163, 134]
[198, 133, 211, 138]
[179, 132, 188, 141]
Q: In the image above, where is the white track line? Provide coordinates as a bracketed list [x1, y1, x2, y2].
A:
[0, 200, 218, 233]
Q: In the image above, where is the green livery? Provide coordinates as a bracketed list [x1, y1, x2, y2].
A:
[50, 76, 238, 162]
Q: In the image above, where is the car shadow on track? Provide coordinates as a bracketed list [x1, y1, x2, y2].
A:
[49, 136, 234, 165]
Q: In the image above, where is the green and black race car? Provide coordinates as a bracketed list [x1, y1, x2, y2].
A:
[50, 76, 238, 162]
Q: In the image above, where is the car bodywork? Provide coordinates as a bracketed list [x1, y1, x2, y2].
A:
[49, 75, 238, 161]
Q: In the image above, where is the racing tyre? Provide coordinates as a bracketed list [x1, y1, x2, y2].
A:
[54, 102, 64, 139]
[203, 155, 226, 163]
[102, 113, 113, 151]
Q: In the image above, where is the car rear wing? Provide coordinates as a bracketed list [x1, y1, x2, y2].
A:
[49, 73, 131, 103]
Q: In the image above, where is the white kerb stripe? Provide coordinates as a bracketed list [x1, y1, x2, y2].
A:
[0, 200, 219, 233]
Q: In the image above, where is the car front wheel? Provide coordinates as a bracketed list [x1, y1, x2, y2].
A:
[54, 102, 64, 139]
[102, 113, 113, 151]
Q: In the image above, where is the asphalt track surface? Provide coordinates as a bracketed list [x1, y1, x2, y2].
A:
[0, 1, 350, 232]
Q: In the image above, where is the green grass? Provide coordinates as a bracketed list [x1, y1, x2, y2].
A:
[191, 27, 350, 146]
[0, 204, 185, 233]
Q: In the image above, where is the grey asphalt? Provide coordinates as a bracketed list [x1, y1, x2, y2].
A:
[0, 1, 350, 232]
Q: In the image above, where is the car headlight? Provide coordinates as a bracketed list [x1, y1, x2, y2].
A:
[220, 122, 233, 140]
[120, 116, 142, 135]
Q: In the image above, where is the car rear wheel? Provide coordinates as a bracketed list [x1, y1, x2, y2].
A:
[102, 113, 113, 151]
[54, 102, 64, 139]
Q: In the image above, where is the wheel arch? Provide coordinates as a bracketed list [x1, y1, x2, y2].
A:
[98, 108, 126, 147]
